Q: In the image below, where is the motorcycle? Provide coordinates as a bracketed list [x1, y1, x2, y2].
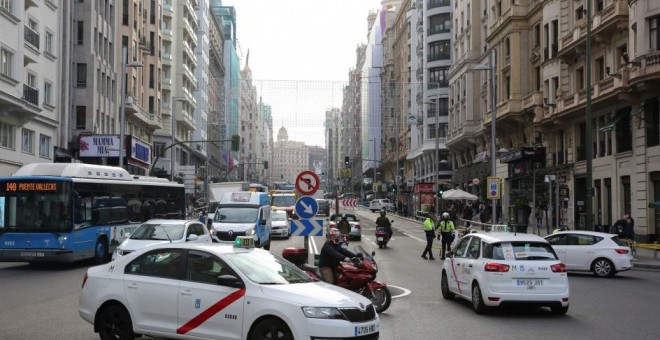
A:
[375, 227, 390, 248]
[282, 245, 392, 313]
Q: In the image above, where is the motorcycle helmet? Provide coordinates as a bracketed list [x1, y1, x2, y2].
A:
[442, 212, 450, 219]
[341, 214, 347, 220]
[380, 210, 386, 217]
[329, 227, 341, 242]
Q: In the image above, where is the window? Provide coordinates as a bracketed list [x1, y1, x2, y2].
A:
[651, 16, 660, 51]
[1, 0, 13, 13]
[453, 237, 471, 258]
[45, 31, 53, 54]
[185, 250, 235, 285]
[122, 0, 129, 26]
[596, 0, 604, 12]
[428, 40, 450, 61]
[44, 82, 52, 105]
[76, 63, 87, 87]
[0, 122, 15, 149]
[505, 75, 511, 99]
[466, 238, 481, 259]
[22, 128, 34, 154]
[429, 66, 450, 88]
[148, 96, 154, 113]
[595, 57, 604, 81]
[576, 67, 585, 90]
[26, 72, 36, 87]
[125, 249, 184, 279]
[615, 108, 633, 153]
[39, 134, 50, 158]
[77, 21, 83, 44]
[149, 64, 154, 88]
[75, 106, 86, 130]
[427, 97, 448, 117]
[1, 47, 13, 78]
[645, 97, 660, 147]
[533, 24, 541, 48]
[621, 176, 631, 218]
[576, 6, 584, 21]
[428, 13, 451, 35]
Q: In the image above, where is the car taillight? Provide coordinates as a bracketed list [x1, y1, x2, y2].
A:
[81, 273, 88, 288]
[484, 262, 510, 272]
[354, 224, 360, 229]
[615, 249, 629, 254]
[551, 263, 567, 272]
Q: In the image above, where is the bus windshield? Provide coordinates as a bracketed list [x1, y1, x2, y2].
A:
[0, 180, 72, 233]
[214, 207, 258, 223]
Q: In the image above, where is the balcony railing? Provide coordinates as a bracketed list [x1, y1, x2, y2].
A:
[23, 84, 39, 106]
[24, 26, 40, 49]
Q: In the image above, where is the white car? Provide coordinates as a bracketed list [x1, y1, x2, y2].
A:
[80, 240, 380, 340]
[369, 199, 393, 212]
[271, 210, 290, 238]
[441, 232, 570, 315]
[544, 230, 634, 277]
[112, 219, 211, 261]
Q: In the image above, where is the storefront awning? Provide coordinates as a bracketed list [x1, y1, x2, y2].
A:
[599, 112, 629, 132]
[649, 202, 660, 210]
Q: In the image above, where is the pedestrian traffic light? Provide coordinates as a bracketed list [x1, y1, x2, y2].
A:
[230, 135, 240, 151]
[263, 161, 268, 169]
[344, 156, 350, 166]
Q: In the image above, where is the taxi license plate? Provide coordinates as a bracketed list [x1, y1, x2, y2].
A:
[517, 279, 543, 289]
[355, 322, 379, 336]
[20, 252, 45, 257]
[377, 237, 384, 241]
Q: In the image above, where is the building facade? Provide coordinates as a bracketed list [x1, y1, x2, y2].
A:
[273, 127, 308, 185]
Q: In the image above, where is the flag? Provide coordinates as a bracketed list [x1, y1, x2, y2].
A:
[224, 150, 235, 171]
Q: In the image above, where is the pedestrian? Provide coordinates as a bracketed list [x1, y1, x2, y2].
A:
[198, 209, 206, 224]
[421, 215, 436, 260]
[479, 202, 487, 224]
[535, 207, 543, 232]
[614, 212, 635, 240]
[437, 212, 455, 260]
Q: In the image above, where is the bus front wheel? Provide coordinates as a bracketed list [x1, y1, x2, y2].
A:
[95, 238, 109, 264]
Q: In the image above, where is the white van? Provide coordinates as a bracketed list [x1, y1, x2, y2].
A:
[369, 199, 394, 212]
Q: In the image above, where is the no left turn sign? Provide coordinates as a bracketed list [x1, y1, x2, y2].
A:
[295, 171, 320, 196]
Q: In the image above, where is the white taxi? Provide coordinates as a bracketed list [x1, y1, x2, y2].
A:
[441, 232, 569, 315]
[79, 237, 379, 340]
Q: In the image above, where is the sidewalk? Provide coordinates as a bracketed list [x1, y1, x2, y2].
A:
[386, 211, 660, 271]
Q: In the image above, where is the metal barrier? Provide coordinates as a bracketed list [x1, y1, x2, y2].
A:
[456, 218, 509, 232]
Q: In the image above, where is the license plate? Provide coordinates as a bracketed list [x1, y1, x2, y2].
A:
[516, 279, 544, 289]
[377, 237, 384, 241]
[355, 322, 379, 336]
[20, 252, 45, 257]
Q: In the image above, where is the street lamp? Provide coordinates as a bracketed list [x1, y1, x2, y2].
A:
[118, 46, 142, 169]
[370, 138, 377, 197]
[470, 49, 498, 224]
[172, 97, 187, 181]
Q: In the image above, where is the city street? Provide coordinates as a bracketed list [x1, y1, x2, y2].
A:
[1, 209, 659, 339]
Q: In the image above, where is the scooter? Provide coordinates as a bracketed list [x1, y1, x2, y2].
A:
[282, 245, 392, 313]
[375, 227, 390, 248]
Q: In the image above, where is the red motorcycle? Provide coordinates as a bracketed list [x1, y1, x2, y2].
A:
[282, 245, 392, 313]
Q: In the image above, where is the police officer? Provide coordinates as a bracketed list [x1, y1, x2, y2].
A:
[421, 215, 436, 260]
[319, 228, 356, 283]
[438, 212, 455, 260]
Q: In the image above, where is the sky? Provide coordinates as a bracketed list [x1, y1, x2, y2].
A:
[222, 0, 384, 147]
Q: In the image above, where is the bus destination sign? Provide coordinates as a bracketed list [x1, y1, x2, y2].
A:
[4, 182, 59, 192]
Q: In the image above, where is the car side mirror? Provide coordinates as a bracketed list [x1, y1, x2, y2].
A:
[445, 251, 454, 258]
[187, 234, 199, 242]
[217, 274, 244, 288]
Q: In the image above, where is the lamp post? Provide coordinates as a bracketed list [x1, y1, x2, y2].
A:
[434, 95, 440, 219]
[118, 46, 142, 169]
[171, 98, 186, 181]
[470, 49, 498, 224]
[369, 138, 376, 198]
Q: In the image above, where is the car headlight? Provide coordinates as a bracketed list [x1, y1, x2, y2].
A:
[247, 229, 256, 236]
[301, 307, 345, 320]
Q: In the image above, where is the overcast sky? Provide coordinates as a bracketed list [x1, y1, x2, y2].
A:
[222, 0, 383, 147]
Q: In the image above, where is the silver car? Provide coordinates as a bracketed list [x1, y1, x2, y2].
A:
[271, 210, 291, 238]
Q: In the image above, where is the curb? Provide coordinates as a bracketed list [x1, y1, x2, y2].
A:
[632, 262, 660, 270]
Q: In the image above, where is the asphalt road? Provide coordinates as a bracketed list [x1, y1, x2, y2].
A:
[1, 209, 659, 340]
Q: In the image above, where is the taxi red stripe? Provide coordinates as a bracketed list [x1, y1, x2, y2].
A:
[449, 257, 462, 294]
[176, 288, 246, 335]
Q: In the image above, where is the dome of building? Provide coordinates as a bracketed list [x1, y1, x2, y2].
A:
[277, 126, 288, 142]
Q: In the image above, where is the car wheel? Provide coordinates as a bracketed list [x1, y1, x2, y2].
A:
[551, 304, 569, 315]
[471, 282, 488, 314]
[94, 238, 109, 264]
[263, 238, 271, 251]
[250, 317, 293, 340]
[592, 258, 615, 277]
[441, 271, 455, 300]
[97, 304, 134, 340]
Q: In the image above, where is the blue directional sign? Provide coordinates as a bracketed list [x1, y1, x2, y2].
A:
[295, 195, 318, 219]
[290, 219, 324, 237]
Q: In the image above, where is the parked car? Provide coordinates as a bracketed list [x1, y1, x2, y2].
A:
[112, 219, 212, 261]
[316, 199, 331, 216]
[271, 210, 291, 238]
[441, 232, 569, 315]
[544, 230, 634, 277]
[369, 199, 394, 212]
[80, 242, 379, 340]
[328, 213, 361, 240]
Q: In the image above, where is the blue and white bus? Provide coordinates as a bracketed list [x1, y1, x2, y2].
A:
[0, 163, 185, 264]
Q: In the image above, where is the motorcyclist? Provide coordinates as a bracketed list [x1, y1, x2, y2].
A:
[375, 209, 393, 241]
[336, 214, 351, 236]
[319, 228, 356, 283]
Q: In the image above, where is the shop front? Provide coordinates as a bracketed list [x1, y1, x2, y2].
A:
[500, 147, 546, 230]
[413, 182, 435, 218]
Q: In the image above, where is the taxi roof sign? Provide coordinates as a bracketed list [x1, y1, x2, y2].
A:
[233, 236, 255, 248]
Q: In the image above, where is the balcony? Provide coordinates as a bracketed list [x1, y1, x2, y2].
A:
[163, 4, 173, 17]
[559, 1, 627, 57]
[161, 78, 172, 91]
[628, 51, 660, 88]
[162, 28, 173, 40]
[24, 25, 40, 50]
[125, 96, 152, 126]
[148, 113, 163, 129]
[175, 110, 196, 130]
[22, 84, 39, 106]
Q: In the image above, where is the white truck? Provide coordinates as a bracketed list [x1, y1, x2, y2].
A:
[207, 181, 249, 221]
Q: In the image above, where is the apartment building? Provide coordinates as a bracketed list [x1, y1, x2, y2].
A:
[0, 0, 62, 175]
[207, 4, 225, 182]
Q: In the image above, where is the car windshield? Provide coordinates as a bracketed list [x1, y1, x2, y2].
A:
[484, 241, 558, 260]
[129, 223, 185, 241]
[224, 251, 315, 284]
[331, 215, 357, 222]
[272, 195, 296, 206]
[214, 207, 258, 223]
[271, 211, 288, 221]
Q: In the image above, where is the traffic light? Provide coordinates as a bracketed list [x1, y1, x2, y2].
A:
[230, 135, 240, 151]
[263, 161, 268, 169]
[437, 189, 444, 197]
[344, 156, 350, 166]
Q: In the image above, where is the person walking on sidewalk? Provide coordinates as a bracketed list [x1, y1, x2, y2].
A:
[421, 215, 436, 260]
[438, 212, 455, 260]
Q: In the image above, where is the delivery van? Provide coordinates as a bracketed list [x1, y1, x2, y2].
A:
[210, 191, 272, 250]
